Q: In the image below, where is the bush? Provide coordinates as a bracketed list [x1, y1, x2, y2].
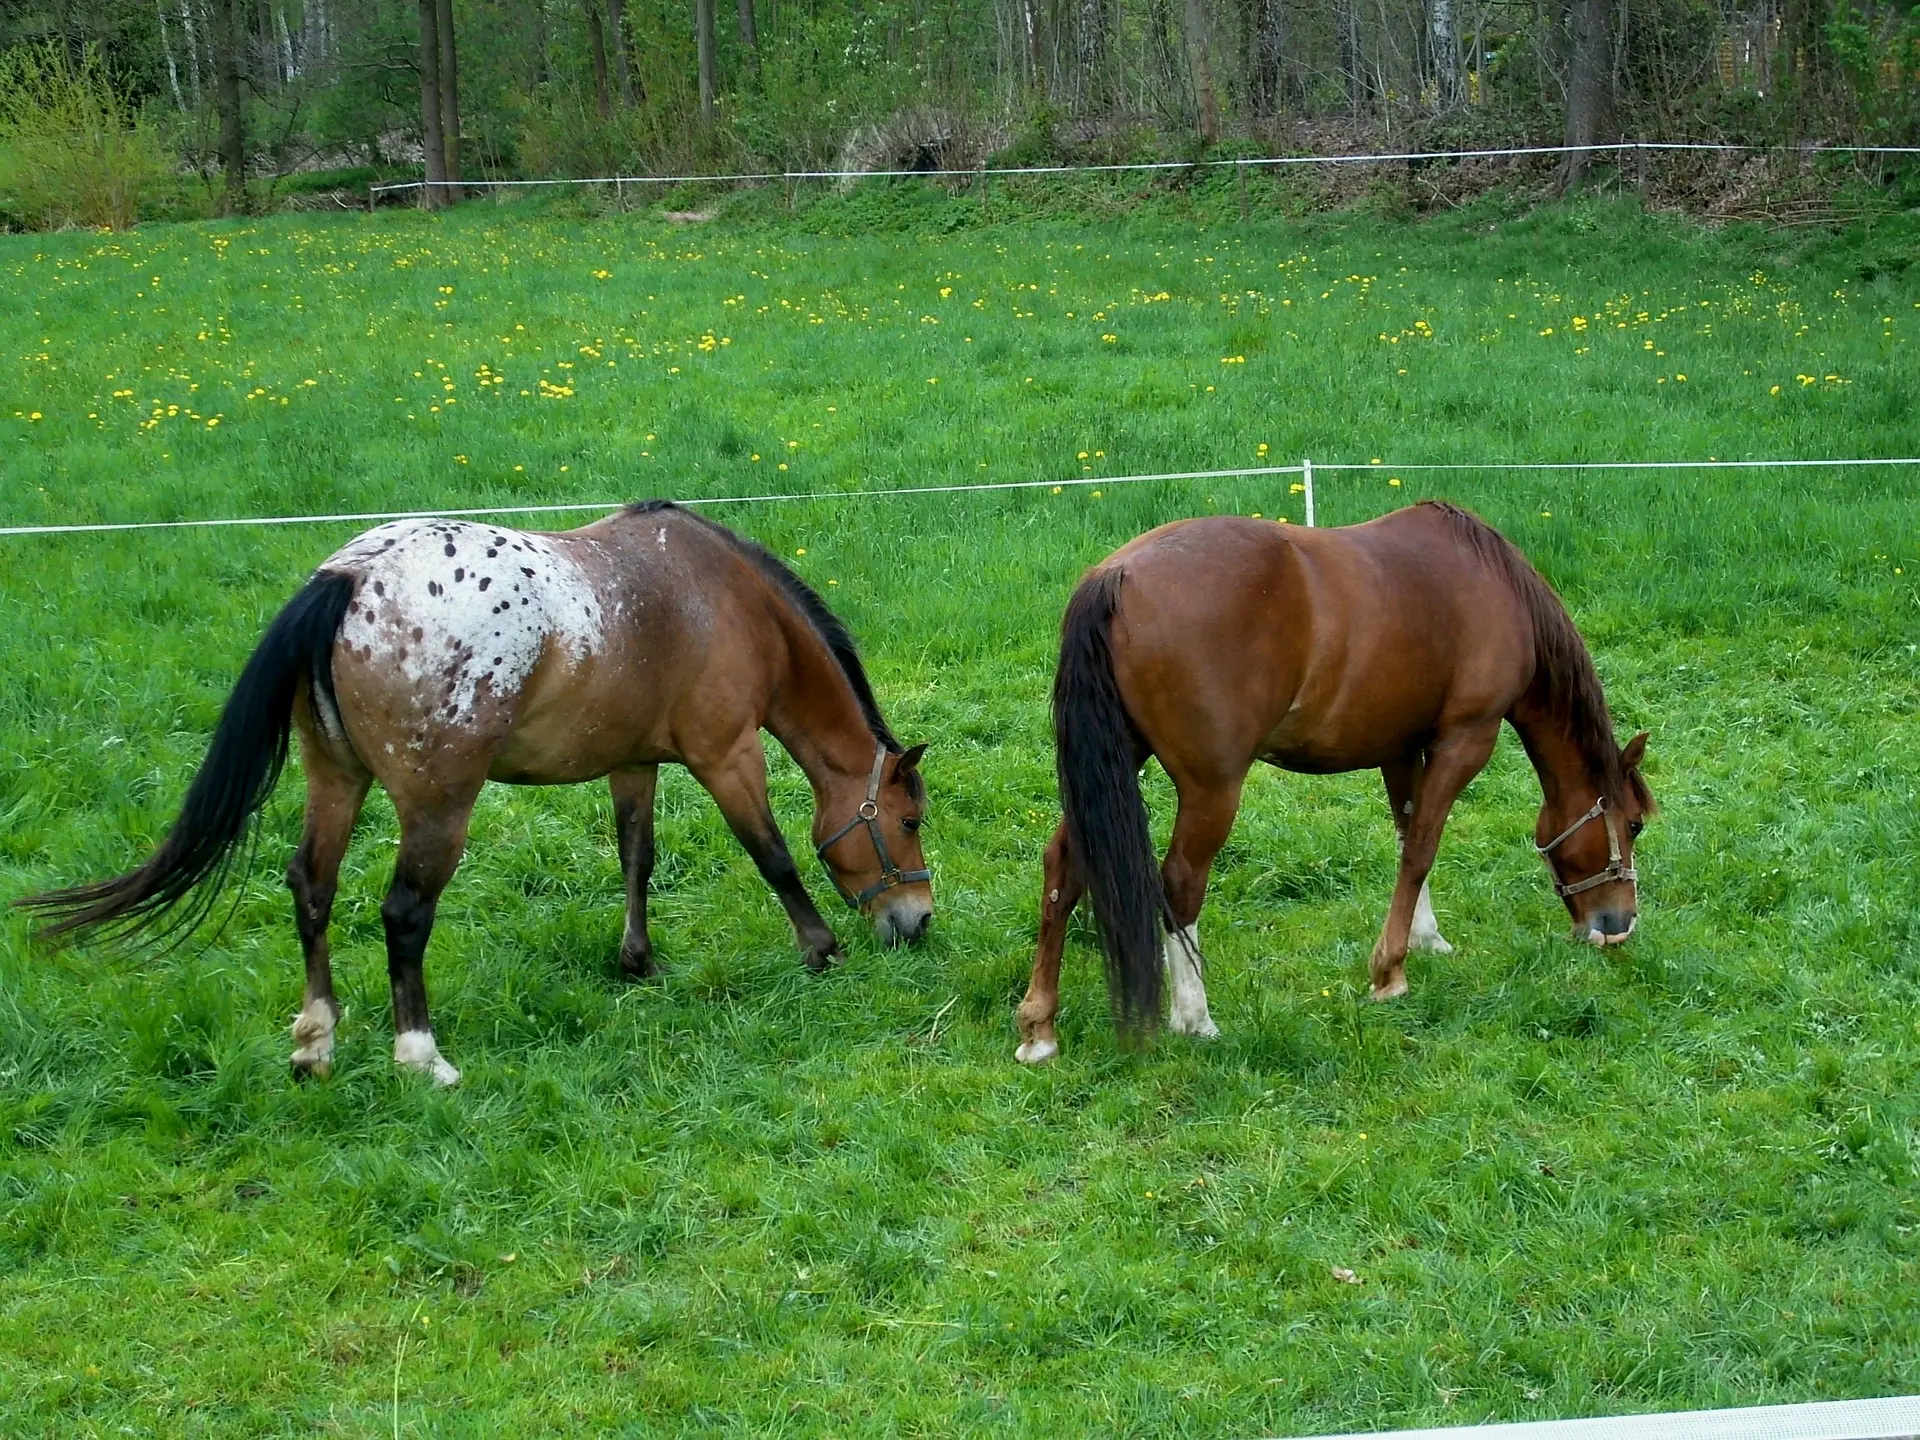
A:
[0, 43, 173, 231]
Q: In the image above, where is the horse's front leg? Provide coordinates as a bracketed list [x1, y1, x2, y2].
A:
[1382, 753, 1452, 955]
[1016, 822, 1084, 1064]
[610, 765, 660, 980]
[1160, 775, 1243, 1038]
[1370, 727, 1497, 1001]
[692, 738, 841, 970]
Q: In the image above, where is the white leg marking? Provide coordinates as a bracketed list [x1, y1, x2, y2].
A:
[1014, 1037, 1059, 1065]
[1165, 924, 1220, 1038]
[289, 1001, 337, 1075]
[1409, 880, 1453, 954]
[394, 1029, 461, 1087]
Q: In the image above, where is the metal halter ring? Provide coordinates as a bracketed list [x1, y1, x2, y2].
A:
[815, 745, 931, 910]
[1534, 794, 1637, 899]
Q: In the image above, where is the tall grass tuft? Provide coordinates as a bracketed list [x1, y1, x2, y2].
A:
[0, 43, 173, 231]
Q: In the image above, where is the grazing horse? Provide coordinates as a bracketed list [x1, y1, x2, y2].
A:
[21, 502, 932, 1086]
[1015, 500, 1652, 1063]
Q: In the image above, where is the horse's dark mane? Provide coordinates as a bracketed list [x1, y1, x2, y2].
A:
[626, 501, 902, 753]
[1422, 501, 1652, 811]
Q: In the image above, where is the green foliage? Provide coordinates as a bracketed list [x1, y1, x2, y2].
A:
[0, 42, 172, 231]
[1, 198, 1917, 1431]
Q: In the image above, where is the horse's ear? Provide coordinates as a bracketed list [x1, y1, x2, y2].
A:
[1620, 731, 1649, 770]
[897, 743, 928, 775]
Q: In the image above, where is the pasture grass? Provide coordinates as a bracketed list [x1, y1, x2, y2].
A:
[2, 183, 1918, 1436]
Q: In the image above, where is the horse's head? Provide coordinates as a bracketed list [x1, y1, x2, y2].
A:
[815, 743, 933, 946]
[1535, 731, 1654, 945]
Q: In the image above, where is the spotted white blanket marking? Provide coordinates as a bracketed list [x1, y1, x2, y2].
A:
[323, 519, 601, 725]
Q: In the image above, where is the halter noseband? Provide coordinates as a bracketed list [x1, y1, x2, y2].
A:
[815, 745, 930, 910]
[1535, 795, 1636, 899]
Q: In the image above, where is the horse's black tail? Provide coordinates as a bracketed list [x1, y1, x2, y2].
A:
[1053, 566, 1169, 1041]
[17, 570, 357, 950]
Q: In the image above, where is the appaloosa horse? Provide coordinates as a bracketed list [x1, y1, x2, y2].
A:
[22, 501, 932, 1085]
[1016, 500, 1652, 1062]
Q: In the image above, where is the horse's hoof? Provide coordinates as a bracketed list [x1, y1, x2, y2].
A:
[1015, 1037, 1059, 1065]
[802, 945, 841, 974]
[1369, 980, 1409, 1002]
[1410, 931, 1453, 955]
[1171, 1015, 1221, 1039]
[394, 1031, 462, 1087]
[618, 949, 658, 982]
[290, 1055, 331, 1082]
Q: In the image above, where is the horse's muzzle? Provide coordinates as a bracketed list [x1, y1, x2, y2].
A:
[873, 897, 933, 947]
[1582, 911, 1637, 946]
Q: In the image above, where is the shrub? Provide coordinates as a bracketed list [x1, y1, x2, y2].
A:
[0, 43, 173, 231]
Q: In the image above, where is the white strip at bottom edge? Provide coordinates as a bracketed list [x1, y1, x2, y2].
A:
[1299, 1395, 1920, 1440]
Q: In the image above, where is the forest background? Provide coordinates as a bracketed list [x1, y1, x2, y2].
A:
[1, 0, 1917, 230]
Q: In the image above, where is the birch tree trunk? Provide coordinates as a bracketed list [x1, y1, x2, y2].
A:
[1431, 0, 1460, 105]
[158, 0, 187, 110]
[608, 0, 636, 103]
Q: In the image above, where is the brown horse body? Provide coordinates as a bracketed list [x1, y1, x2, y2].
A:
[1017, 501, 1651, 1063]
[23, 502, 931, 1085]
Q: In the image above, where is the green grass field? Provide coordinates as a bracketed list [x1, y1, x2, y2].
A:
[3, 183, 1918, 1436]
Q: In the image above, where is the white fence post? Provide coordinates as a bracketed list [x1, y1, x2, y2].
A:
[1302, 457, 1316, 527]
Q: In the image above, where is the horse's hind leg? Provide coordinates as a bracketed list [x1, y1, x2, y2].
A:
[610, 765, 660, 980]
[1160, 776, 1243, 1039]
[288, 741, 371, 1079]
[1016, 822, 1084, 1064]
[1382, 754, 1452, 956]
[382, 794, 479, 1086]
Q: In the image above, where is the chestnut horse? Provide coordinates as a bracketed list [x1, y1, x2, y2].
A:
[21, 501, 932, 1085]
[1015, 501, 1652, 1063]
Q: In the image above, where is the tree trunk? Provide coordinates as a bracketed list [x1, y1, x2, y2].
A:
[1334, 0, 1363, 114]
[608, 0, 637, 103]
[587, 0, 611, 115]
[533, 0, 549, 88]
[1431, 0, 1460, 105]
[180, 0, 203, 108]
[212, 0, 248, 213]
[436, 0, 461, 196]
[158, 0, 187, 110]
[416, 0, 448, 208]
[1182, 0, 1218, 142]
[1022, 0, 1044, 93]
[695, 0, 717, 126]
[1249, 0, 1285, 117]
[737, 0, 758, 52]
[1561, 0, 1611, 185]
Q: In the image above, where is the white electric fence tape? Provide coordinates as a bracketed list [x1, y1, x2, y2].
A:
[366, 139, 1920, 197]
[1299, 1394, 1920, 1440]
[2, 457, 1916, 538]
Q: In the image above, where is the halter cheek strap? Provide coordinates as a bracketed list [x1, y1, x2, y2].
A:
[1535, 795, 1636, 899]
[815, 745, 932, 910]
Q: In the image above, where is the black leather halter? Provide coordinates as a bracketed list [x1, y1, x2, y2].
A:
[815, 745, 930, 910]
[1535, 795, 1635, 899]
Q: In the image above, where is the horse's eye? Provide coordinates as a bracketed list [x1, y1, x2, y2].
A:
[902, 816, 921, 834]
[1628, 819, 1644, 838]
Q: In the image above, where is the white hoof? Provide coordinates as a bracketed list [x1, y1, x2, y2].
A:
[1015, 1037, 1059, 1065]
[1168, 1011, 1220, 1039]
[394, 1030, 461, 1087]
[1410, 882, 1452, 954]
[290, 1002, 336, 1076]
